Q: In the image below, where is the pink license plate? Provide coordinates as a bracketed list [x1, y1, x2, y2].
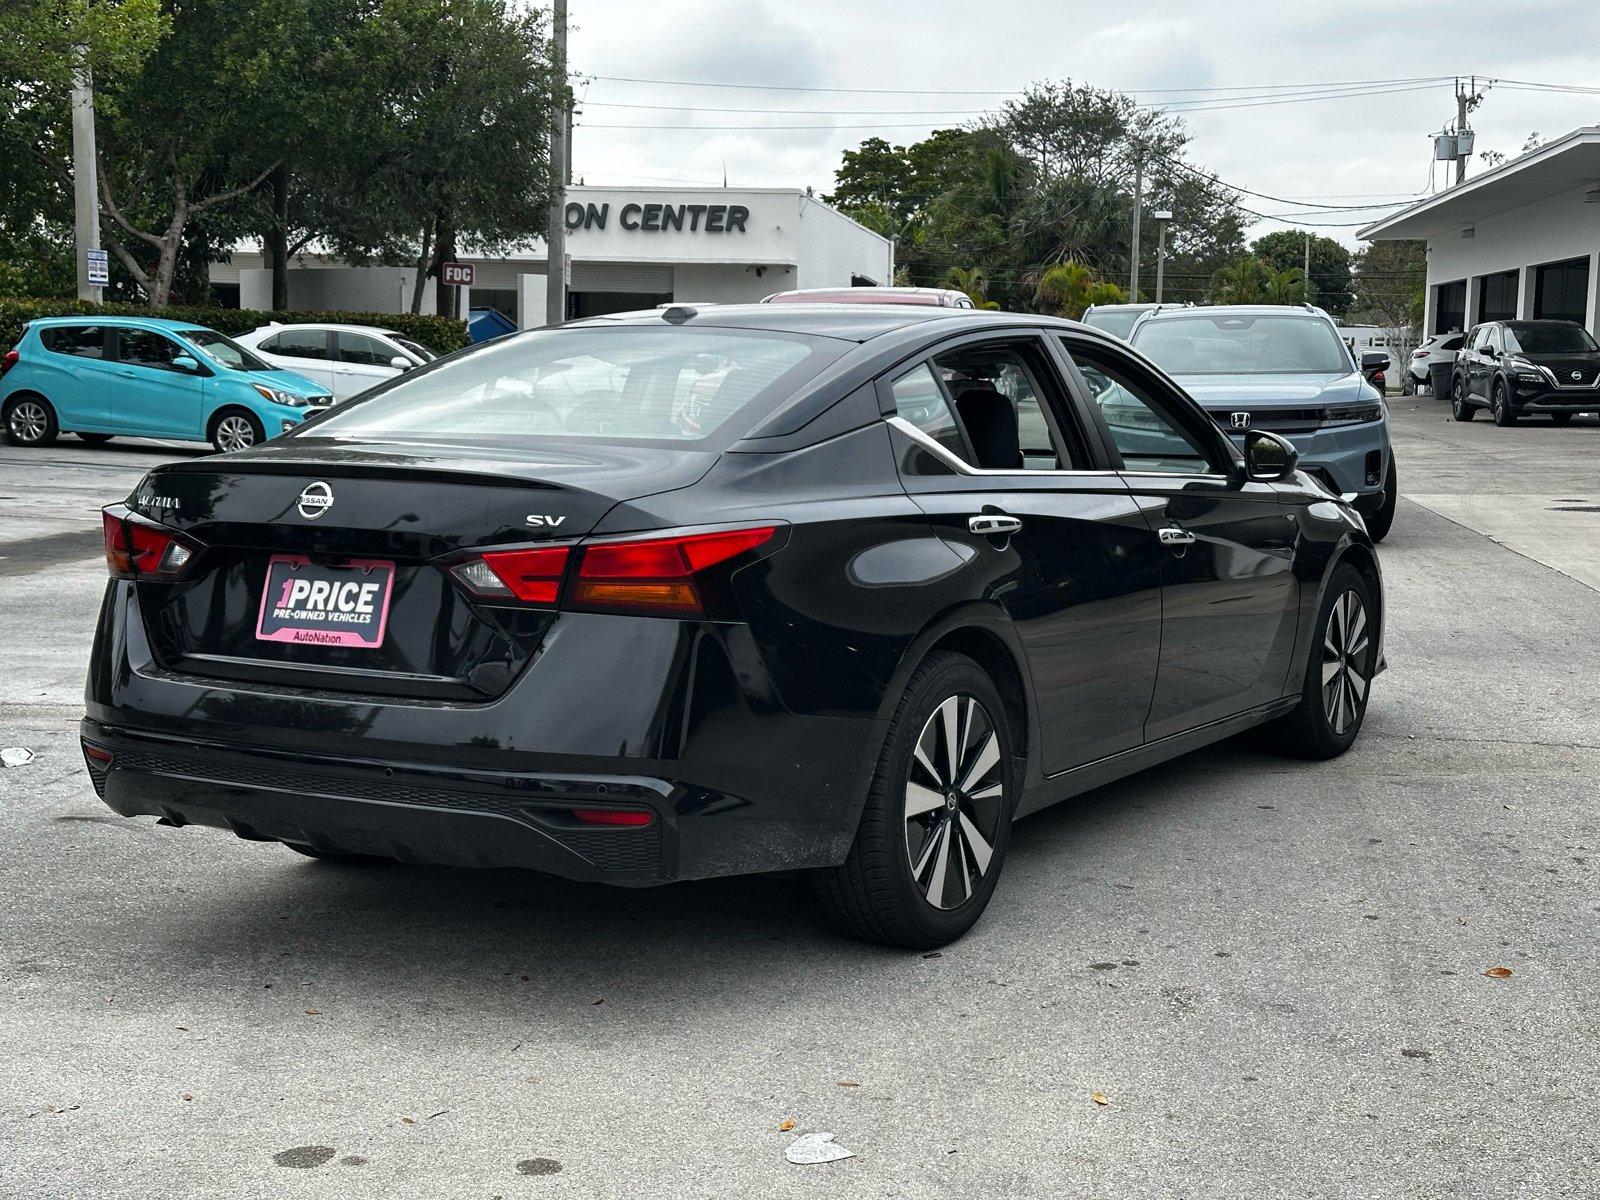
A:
[255, 555, 395, 649]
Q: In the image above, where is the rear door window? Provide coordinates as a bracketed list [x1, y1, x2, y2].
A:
[265, 330, 331, 360]
[41, 325, 106, 358]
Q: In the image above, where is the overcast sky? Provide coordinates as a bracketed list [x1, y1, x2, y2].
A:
[567, 0, 1598, 248]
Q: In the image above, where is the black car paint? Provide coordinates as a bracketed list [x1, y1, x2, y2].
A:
[83, 307, 1383, 884]
[1454, 320, 1600, 415]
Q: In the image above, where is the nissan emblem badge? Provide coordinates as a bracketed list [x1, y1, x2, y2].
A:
[297, 481, 334, 520]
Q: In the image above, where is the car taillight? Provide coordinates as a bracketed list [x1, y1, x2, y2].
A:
[1371, 371, 1386, 388]
[1412, 350, 1428, 358]
[1, 349, 18, 377]
[571, 526, 777, 616]
[571, 807, 653, 826]
[449, 546, 570, 604]
[102, 505, 201, 580]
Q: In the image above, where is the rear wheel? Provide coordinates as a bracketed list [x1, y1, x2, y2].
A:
[1551, 412, 1574, 426]
[1450, 377, 1474, 421]
[1261, 564, 1375, 760]
[1491, 380, 1517, 426]
[1401, 373, 1417, 395]
[1364, 457, 1398, 543]
[210, 409, 263, 453]
[813, 651, 1015, 949]
[3, 394, 58, 446]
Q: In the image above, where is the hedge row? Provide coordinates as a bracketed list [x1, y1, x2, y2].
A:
[0, 297, 470, 356]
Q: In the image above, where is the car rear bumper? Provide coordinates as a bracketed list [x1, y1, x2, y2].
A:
[83, 582, 884, 884]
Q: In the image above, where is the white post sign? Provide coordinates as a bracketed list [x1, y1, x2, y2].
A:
[85, 248, 109, 287]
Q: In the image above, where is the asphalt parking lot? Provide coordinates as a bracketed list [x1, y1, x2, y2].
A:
[2, 400, 1597, 1198]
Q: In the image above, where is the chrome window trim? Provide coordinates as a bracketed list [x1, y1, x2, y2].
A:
[885, 416, 1121, 479]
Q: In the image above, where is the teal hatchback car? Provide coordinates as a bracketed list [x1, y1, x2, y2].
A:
[1, 316, 333, 452]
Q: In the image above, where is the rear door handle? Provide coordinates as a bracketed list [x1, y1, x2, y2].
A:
[969, 514, 1022, 536]
[1158, 527, 1196, 546]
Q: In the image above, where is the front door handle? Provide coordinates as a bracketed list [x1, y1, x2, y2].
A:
[1158, 527, 1196, 546]
[969, 514, 1022, 537]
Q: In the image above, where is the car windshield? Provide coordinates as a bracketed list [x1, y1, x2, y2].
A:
[305, 327, 834, 444]
[181, 328, 272, 371]
[389, 335, 436, 362]
[1504, 323, 1598, 354]
[1082, 309, 1142, 340]
[1133, 313, 1352, 375]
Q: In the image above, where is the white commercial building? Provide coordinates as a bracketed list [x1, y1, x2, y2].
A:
[211, 186, 894, 326]
[1360, 126, 1600, 338]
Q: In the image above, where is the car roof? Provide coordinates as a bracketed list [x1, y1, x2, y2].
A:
[252, 322, 400, 336]
[29, 315, 210, 332]
[1137, 303, 1331, 322]
[1084, 302, 1158, 312]
[563, 302, 1101, 343]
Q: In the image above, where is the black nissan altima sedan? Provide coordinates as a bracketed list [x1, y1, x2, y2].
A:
[83, 303, 1385, 948]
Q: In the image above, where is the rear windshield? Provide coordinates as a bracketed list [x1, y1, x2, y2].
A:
[1081, 309, 1141, 340]
[1505, 323, 1598, 354]
[1133, 313, 1352, 375]
[305, 327, 835, 444]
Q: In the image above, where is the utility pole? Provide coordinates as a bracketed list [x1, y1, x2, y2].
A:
[1303, 230, 1312, 301]
[544, 0, 569, 326]
[1128, 152, 1143, 300]
[70, 48, 102, 303]
[1452, 75, 1482, 185]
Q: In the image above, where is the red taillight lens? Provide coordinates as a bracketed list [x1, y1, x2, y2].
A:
[572, 526, 777, 615]
[102, 506, 200, 580]
[571, 807, 653, 826]
[449, 545, 570, 604]
[0, 349, 18, 377]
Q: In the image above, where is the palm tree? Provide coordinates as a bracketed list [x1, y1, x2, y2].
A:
[1209, 257, 1269, 304]
[1033, 260, 1125, 319]
[1262, 266, 1309, 304]
[940, 265, 1001, 309]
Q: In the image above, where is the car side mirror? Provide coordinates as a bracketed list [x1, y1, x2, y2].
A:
[171, 355, 200, 373]
[1361, 350, 1389, 371]
[389, 356, 411, 370]
[1244, 429, 1299, 482]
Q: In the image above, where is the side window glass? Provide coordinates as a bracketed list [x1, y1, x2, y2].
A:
[1443, 335, 1463, 351]
[931, 345, 1083, 471]
[43, 325, 106, 358]
[1488, 327, 1503, 354]
[117, 330, 184, 371]
[891, 364, 969, 462]
[338, 332, 391, 366]
[1072, 350, 1216, 475]
[275, 330, 329, 360]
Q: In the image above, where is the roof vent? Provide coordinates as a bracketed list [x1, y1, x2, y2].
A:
[660, 305, 698, 324]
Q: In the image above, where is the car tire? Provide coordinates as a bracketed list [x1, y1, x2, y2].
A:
[1401, 373, 1417, 395]
[76, 432, 114, 445]
[285, 843, 392, 865]
[813, 651, 1016, 949]
[1261, 563, 1375, 760]
[1491, 380, 1517, 427]
[1551, 412, 1574, 425]
[209, 408, 264, 453]
[1450, 377, 1474, 421]
[3, 394, 59, 446]
[1364, 457, 1398, 543]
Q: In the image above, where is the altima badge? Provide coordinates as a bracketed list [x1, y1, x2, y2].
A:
[1230, 412, 1252, 429]
[297, 481, 334, 520]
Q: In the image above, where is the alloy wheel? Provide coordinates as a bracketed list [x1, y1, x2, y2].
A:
[215, 415, 257, 452]
[9, 400, 48, 443]
[904, 694, 1005, 910]
[1321, 591, 1371, 736]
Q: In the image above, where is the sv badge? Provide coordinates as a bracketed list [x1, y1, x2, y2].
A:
[525, 514, 567, 528]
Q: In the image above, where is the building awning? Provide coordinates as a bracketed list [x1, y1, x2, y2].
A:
[1360, 126, 1600, 241]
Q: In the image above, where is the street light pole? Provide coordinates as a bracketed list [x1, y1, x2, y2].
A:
[1153, 210, 1172, 303]
[544, 0, 569, 325]
[1128, 153, 1143, 300]
[70, 48, 102, 303]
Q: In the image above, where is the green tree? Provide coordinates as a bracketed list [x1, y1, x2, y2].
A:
[939, 266, 1000, 309]
[1033, 260, 1124, 319]
[1251, 230, 1352, 316]
[1351, 239, 1427, 332]
[1209, 257, 1268, 304]
[1261, 265, 1309, 304]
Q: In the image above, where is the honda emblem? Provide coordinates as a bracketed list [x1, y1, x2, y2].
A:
[1229, 412, 1252, 430]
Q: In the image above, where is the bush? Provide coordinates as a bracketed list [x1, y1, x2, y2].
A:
[0, 297, 470, 356]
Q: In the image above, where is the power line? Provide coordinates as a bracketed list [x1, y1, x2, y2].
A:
[585, 72, 1458, 96]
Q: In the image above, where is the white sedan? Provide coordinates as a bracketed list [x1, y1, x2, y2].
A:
[233, 323, 437, 401]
